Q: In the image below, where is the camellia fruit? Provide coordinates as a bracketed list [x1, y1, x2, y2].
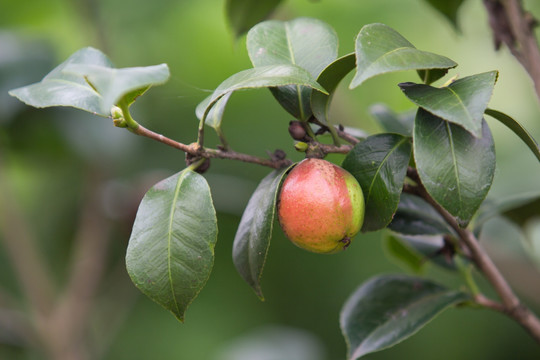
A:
[278, 158, 365, 254]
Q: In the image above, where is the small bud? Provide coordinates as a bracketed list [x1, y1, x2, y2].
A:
[111, 106, 124, 119]
[294, 141, 309, 152]
[288, 121, 307, 141]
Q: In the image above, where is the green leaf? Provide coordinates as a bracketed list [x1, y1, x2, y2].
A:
[414, 109, 496, 226]
[476, 191, 540, 228]
[485, 108, 540, 163]
[369, 104, 414, 136]
[350, 23, 457, 88]
[384, 235, 425, 273]
[247, 18, 338, 120]
[389, 193, 454, 236]
[9, 47, 170, 116]
[225, 0, 283, 38]
[126, 169, 218, 322]
[342, 134, 412, 232]
[417, 68, 451, 85]
[340, 274, 469, 359]
[391, 234, 457, 270]
[64, 62, 169, 114]
[232, 165, 292, 299]
[8, 47, 113, 116]
[399, 71, 498, 137]
[311, 53, 356, 126]
[199, 64, 328, 124]
[423, 0, 466, 28]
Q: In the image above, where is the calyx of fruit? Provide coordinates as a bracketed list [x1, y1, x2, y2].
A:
[277, 158, 365, 254]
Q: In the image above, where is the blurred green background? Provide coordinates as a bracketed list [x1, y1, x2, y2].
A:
[1, 0, 540, 359]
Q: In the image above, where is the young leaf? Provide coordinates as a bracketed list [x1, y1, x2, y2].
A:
[64, 62, 170, 114]
[8, 47, 113, 116]
[126, 169, 218, 322]
[225, 0, 283, 38]
[414, 109, 496, 226]
[485, 108, 540, 163]
[369, 104, 414, 136]
[232, 165, 293, 299]
[350, 23, 457, 88]
[342, 134, 412, 232]
[247, 18, 338, 120]
[199, 64, 328, 124]
[389, 193, 454, 236]
[9, 47, 170, 116]
[311, 53, 356, 126]
[399, 71, 498, 137]
[340, 274, 469, 360]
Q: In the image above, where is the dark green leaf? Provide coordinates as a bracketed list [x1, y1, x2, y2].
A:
[126, 169, 218, 322]
[311, 53, 356, 126]
[414, 109, 496, 226]
[389, 193, 454, 236]
[485, 108, 540, 163]
[417, 68, 451, 85]
[350, 23, 457, 88]
[341, 274, 469, 359]
[399, 71, 498, 137]
[423, 0, 466, 28]
[225, 0, 283, 38]
[247, 18, 338, 119]
[232, 165, 292, 299]
[8, 47, 112, 116]
[342, 134, 412, 232]
[476, 191, 540, 228]
[392, 234, 457, 270]
[199, 64, 328, 124]
[369, 104, 414, 136]
[9, 47, 170, 116]
[384, 235, 425, 273]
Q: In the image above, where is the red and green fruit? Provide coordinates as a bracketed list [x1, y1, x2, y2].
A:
[278, 158, 365, 254]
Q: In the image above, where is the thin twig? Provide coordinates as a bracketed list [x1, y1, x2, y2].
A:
[405, 168, 540, 343]
[484, 0, 540, 102]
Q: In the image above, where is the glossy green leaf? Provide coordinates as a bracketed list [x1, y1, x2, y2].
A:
[399, 71, 498, 137]
[485, 108, 540, 163]
[391, 234, 456, 270]
[342, 134, 412, 232]
[199, 64, 328, 124]
[247, 18, 338, 120]
[384, 235, 424, 273]
[225, 0, 283, 38]
[311, 53, 356, 125]
[8, 47, 112, 116]
[9, 47, 170, 116]
[369, 104, 414, 136]
[423, 0, 466, 28]
[126, 169, 218, 322]
[232, 165, 292, 299]
[350, 23, 457, 88]
[414, 109, 496, 226]
[341, 274, 469, 359]
[389, 193, 454, 236]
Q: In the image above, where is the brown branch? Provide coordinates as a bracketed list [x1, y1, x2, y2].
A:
[484, 0, 540, 102]
[405, 167, 540, 343]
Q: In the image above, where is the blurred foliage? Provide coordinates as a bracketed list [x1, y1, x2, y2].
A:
[1, 0, 540, 359]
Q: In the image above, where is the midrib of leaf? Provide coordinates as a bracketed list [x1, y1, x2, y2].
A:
[350, 290, 459, 359]
[445, 121, 463, 214]
[50, 78, 101, 96]
[446, 86, 474, 130]
[167, 171, 188, 316]
[366, 137, 407, 206]
[362, 46, 411, 77]
[284, 22, 306, 120]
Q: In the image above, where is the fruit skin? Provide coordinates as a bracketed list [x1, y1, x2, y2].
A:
[278, 158, 365, 254]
